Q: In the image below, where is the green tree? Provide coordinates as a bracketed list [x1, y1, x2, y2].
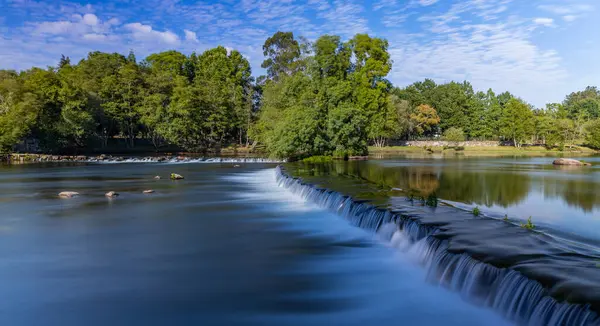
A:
[500, 98, 534, 147]
[261, 31, 301, 81]
[585, 119, 600, 149]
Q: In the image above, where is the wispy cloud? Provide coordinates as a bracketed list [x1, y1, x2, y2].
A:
[0, 0, 595, 106]
[533, 17, 554, 27]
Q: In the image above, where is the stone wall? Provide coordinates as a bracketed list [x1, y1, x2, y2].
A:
[393, 140, 512, 147]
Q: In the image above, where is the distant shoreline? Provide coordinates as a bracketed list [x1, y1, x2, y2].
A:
[369, 144, 598, 157]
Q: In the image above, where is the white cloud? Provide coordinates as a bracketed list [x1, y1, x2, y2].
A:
[34, 21, 74, 35]
[82, 13, 99, 26]
[419, 0, 439, 6]
[538, 4, 593, 15]
[563, 15, 577, 22]
[533, 17, 554, 27]
[124, 22, 179, 45]
[184, 29, 198, 43]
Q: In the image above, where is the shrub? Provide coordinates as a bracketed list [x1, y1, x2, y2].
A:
[302, 156, 333, 163]
[425, 193, 438, 207]
[443, 127, 465, 147]
[521, 216, 535, 230]
[472, 206, 480, 216]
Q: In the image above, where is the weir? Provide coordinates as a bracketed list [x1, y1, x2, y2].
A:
[275, 165, 600, 326]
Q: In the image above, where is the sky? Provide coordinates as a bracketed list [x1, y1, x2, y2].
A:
[0, 0, 598, 107]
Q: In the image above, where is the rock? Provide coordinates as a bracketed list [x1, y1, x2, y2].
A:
[143, 190, 155, 194]
[170, 173, 184, 180]
[552, 158, 591, 166]
[154, 176, 161, 180]
[58, 191, 79, 198]
[105, 191, 119, 198]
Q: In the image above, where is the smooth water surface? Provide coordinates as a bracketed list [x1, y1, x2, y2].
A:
[301, 156, 600, 242]
[0, 162, 508, 326]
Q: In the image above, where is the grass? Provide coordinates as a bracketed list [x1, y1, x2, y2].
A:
[503, 214, 509, 222]
[472, 206, 481, 216]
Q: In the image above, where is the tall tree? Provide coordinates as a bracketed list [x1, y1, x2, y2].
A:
[261, 31, 301, 81]
[500, 98, 534, 147]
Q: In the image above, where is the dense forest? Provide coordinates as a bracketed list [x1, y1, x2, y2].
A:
[1, 31, 600, 158]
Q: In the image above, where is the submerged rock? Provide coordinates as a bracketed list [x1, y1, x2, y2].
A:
[170, 173, 184, 180]
[552, 158, 591, 166]
[143, 190, 155, 194]
[105, 191, 119, 198]
[58, 191, 79, 198]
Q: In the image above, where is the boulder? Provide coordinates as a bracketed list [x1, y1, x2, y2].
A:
[58, 191, 79, 198]
[552, 158, 591, 166]
[143, 190, 155, 194]
[105, 191, 119, 198]
[170, 173, 184, 180]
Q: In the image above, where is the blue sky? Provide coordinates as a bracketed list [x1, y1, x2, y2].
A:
[0, 0, 598, 107]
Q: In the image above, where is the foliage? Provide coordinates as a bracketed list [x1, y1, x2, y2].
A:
[443, 127, 465, 146]
[2, 31, 600, 156]
[472, 206, 481, 216]
[410, 104, 440, 135]
[302, 156, 333, 163]
[585, 119, 600, 149]
[500, 98, 535, 147]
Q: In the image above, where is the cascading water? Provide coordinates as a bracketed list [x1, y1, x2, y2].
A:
[86, 157, 284, 164]
[275, 166, 600, 326]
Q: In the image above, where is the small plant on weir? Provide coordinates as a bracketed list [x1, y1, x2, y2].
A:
[425, 193, 438, 207]
[503, 214, 509, 221]
[521, 216, 535, 230]
[472, 206, 480, 216]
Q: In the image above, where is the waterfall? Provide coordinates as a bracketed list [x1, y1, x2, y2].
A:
[275, 166, 600, 326]
[87, 157, 284, 164]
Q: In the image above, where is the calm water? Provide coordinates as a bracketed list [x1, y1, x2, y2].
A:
[304, 156, 600, 242]
[0, 162, 509, 326]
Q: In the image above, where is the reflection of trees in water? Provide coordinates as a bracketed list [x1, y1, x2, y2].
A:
[436, 171, 530, 208]
[541, 179, 600, 213]
[289, 161, 600, 212]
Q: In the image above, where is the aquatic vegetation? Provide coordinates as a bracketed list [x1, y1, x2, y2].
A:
[521, 216, 535, 230]
[472, 206, 480, 216]
[302, 156, 333, 163]
[503, 214, 509, 221]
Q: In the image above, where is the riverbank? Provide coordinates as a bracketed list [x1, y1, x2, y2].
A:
[369, 145, 598, 157]
[0, 152, 278, 164]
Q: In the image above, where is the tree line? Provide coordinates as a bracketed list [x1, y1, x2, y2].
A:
[1, 31, 600, 158]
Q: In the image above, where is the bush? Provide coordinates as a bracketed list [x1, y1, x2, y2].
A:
[302, 156, 333, 163]
[472, 206, 480, 216]
[443, 127, 465, 147]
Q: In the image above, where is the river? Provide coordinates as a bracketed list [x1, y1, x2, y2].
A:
[0, 157, 597, 325]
